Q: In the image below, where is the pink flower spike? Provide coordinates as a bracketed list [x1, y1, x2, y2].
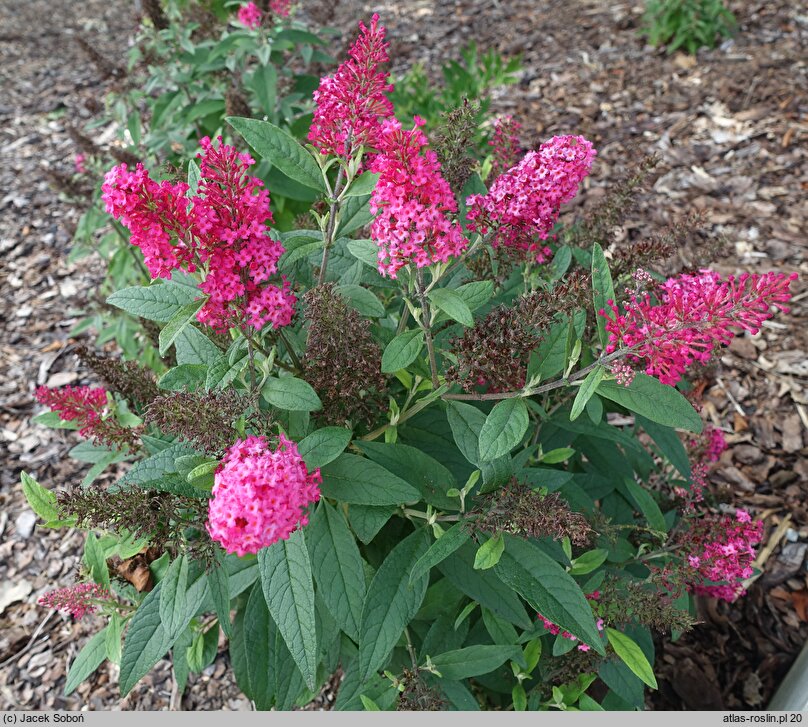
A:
[38, 583, 111, 620]
[602, 270, 798, 386]
[74, 153, 87, 174]
[206, 435, 321, 556]
[269, 0, 292, 17]
[369, 118, 466, 278]
[467, 134, 596, 260]
[308, 14, 394, 158]
[237, 2, 262, 29]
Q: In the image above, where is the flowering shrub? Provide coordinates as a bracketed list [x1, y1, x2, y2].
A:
[25, 12, 797, 712]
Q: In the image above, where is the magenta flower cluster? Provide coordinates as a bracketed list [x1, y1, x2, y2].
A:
[38, 583, 111, 620]
[35, 386, 107, 439]
[680, 510, 763, 602]
[467, 135, 596, 261]
[369, 117, 466, 278]
[308, 14, 394, 158]
[602, 270, 797, 385]
[101, 163, 195, 279]
[206, 434, 321, 556]
[102, 137, 295, 333]
[237, 1, 262, 29]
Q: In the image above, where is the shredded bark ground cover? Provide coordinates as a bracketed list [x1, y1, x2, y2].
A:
[1, 0, 805, 711]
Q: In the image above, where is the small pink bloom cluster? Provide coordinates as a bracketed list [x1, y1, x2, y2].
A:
[308, 14, 394, 158]
[74, 153, 87, 174]
[192, 137, 295, 332]
[38, 583, 111, 620]
[101, 163, 195, 279]
[679, 509, 763, 602]
[237, 1, 262, 29]
[488, 116, 522, 179]
[610, 362, 635, 387]
[269, 0, 292, 17]
[537, 592, 604, 652]
[206, 434, 321, 557]
[602, 270, 796, 386]
[369, 117, 466, 278]
[703, 426, 728, 462]
[466, 135, 596, 261]
[35, 385, 107, 436]
[103, 138, 295, 333]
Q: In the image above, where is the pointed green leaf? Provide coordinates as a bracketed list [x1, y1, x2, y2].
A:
[605, 628, 657, 689]
[570, 366, 606, 421]
[227, 117, 325, 192]
[473, 534, 504, 571]
[494, 535, 604, 654]
[359, 529, 430, 681]
[591, 243, 615, 348]
[308, 501, 366, 641]
[258, 529, 318, 691]
[430, 645, 521, 681]
[297, 427, 352, 469]
[597, 373, 702, 433]
[65, 628, 108, 696]
[159, 556, 189, 641]
[410, 522, 470, 585]
[428, 288, 474, 327]
[381, 329, 424, 373]
[478, 398, 529, 461]
[320, 453, 419, 505]
[262, 376, 322, 412]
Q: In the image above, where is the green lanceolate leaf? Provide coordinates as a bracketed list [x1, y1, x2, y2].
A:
[569, 549, 609, 576]
[428, 288, 474, 327]
[345, 172, 380, 197]
[621, 479, 667, 534]
[297, 427, 352, 469]
[478, 398, 529, 461]
[207, 559, 232, 638]
[258, 530, 318, 691]
[381, 329, 424, 373]
[570, 366, 606, 421]
[158, 300, 205, 356]
[409, 522, 470, 585]
[337, 194, 374, 237]
[438, 543, 531, 629]
[119, 567, 209, 695]
[230, 583, 275, 710]
[227, 117, 325, 192]
[359, 528, 430, 681]
[20, 471, 58, 523]
[346, 238, 378, 268]
[159, 555, 189, 641]
[636, 415, 691, 479]
[494, 536, 604, 654]
[262, 376, 322, 412]
[307, 501, 366, 641]
[84, 533, 110, 589]
[446, 400, 486, 465]
[429, 645, 521, 681]
[591, 242, 615, 349]
[473, 534, 504, 571]
[65, 628, 108, 696]
[320, 453, 419, 505]
[107, 283, 198, 323]
[597, 373, 702, 433]
[336, 284, 385, 317]
[605, 628, 658, 689]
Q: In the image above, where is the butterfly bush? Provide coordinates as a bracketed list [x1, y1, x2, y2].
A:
[206, 435, 321, 556]
[26, 11, 800, 710]
[370, 117, 466, 278]
[467, 134, 596, 261]
[603, 270, 797, 385]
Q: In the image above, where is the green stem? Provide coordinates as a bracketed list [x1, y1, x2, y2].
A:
[415, 268, 440, 389]
[317, 166, 345, 286]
